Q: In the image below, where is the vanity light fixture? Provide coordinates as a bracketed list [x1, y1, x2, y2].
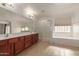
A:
[21, 28, 25, 31]
[25, 27, 29, 31]
[1, 3, 14, 8]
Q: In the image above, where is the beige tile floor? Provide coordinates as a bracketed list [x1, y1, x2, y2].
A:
[18, 41, 79, 56]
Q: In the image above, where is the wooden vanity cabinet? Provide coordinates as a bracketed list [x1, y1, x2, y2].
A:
[0, 40, 10, 56]
[0, 33, 39, 56]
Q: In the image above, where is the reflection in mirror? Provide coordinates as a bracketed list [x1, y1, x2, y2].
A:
[16, 26, 29, 33]
[21, 26, 29, 32]
[0, 20, 11, 34]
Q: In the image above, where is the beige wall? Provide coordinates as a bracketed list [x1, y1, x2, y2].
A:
[55, 15, 72, 26]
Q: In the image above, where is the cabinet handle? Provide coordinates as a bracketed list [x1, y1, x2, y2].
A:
[0, 45, 3, 52]
[13, 43, 15, 55]
[10, 43, 15, 55]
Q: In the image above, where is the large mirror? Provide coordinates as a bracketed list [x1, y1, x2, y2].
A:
[0, 20, 11, 34]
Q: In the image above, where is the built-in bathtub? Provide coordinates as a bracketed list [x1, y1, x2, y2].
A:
[53, 33, 79, 47]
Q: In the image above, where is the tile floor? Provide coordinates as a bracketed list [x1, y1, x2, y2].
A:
[18, 41, 79, 56]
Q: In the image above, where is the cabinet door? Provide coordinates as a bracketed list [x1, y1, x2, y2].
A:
[32, 34, 39, 44]
[25, 40, 32, 48]
[9, 37, 25, 55]
[35, 34, 39, 42]
[24, 35, 32, 48]
[15, 36, 24, 54]
[9, 38, 18, 55]
[0, 40, 10, 56]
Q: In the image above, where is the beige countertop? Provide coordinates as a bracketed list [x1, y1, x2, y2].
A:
[0, 32, 37, 40]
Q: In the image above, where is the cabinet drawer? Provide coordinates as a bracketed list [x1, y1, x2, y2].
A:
[0, 40, 7, 45]
[25, 35, 32, 39]
[25, 35, 32, 41]
[18, 36, 24, 41]
[9, 38, 18, 43]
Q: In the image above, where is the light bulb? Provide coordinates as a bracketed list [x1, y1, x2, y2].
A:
[25, 27, 29, 31]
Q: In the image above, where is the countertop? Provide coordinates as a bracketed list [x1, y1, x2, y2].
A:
[0, 32, 37, 40]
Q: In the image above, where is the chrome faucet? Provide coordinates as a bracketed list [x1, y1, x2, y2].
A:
[5, 34, 9, 37]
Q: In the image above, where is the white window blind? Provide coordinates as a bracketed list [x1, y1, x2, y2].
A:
[54, 26, 71, 32]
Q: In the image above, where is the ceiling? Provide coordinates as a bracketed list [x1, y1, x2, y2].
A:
[13, 3, 79, 18]
[1, 3, 79, 22]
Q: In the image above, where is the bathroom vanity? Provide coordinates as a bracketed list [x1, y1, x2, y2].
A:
[0, 33, 39, 56]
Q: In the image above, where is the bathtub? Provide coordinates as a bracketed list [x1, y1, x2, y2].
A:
[53, 33, 79, 47]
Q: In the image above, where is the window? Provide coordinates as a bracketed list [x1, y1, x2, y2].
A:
[54, 26, 71, 32]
